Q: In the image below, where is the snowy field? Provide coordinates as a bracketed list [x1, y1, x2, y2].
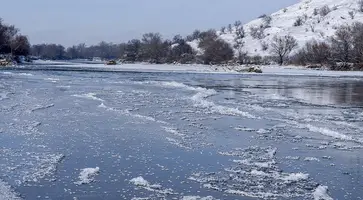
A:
[0, 65, 363, 199]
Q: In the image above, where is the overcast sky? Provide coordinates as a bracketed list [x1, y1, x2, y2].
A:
[0, 0, 297, 47]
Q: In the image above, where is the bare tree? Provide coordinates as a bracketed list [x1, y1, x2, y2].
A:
[296, 40, 331, 66]
[220, 26, 226, 34]
[228, 24, 233, 33]
[203, 39, 234, 64]
[263, 15, 272, 27]
[331, 25, 353, 63]
[359, 0, 363, 12]
[173, 34, 183, 44]
[294, 17, 304, 26]
[198, 29, 218, 49]
[270, 35, 298, 65]
[141, 33, 163, 63]
[351, 22, 363, 63]
[235, 26, 245, 39]
[234, 20, 242, 27]
[10, 35, 30, 56]
[348, 11, 355, 19]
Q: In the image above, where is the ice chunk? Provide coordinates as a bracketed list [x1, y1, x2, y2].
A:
[74, 167, 100, 185]
[312, 185, 333, 200]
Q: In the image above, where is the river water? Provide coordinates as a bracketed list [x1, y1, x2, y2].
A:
[0, 69, 362, 200]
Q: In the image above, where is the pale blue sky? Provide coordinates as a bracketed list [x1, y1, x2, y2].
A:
[0, 0, 297, 46]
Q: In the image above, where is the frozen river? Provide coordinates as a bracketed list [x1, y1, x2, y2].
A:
[0, 68, 362, 199]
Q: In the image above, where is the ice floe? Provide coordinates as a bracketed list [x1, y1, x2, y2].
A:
[74, 167, 100, 185]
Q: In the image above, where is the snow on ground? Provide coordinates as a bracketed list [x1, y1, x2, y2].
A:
[74, 167, 100, 185]
[189, 0, 363, 57]
[23, 60, 363, 77]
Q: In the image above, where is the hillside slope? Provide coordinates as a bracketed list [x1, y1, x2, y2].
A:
[190, 0, 363, 57]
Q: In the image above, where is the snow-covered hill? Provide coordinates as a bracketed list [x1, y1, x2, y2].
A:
[189, 0, 363, 57]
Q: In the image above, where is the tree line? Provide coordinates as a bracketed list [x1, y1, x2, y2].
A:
[0, 18, 31, 60]
[30, 30, 238, 65]
[3, 16, 363, 70]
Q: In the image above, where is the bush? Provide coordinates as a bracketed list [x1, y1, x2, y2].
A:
[349, 11, 355, 19]
[294, 17, 304, 26]
[263, 15, 272, 26]
[294, 40, 331, 66]
[220, 27, 226, 34]
[261, 41, 269, 51]
[319, 5, 331, 16]
[228, 24, 233, 33]
[201, 38, 234, 64]
[250, 25, 265, 39]
[234, 20, 242, 27]
[313, 8, 318, 15]
[359, 0, 363, 12]
[270, 35, 298, 65]
[258, 14, 267, 19]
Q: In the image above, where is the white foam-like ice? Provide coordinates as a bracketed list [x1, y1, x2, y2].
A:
[181, 196, 218, 200]
[0, 180, 21, 200]
[162, 126, 185, 137]
[0, 92, 8, 101]
[306, 124, 354, 141]
[165, 137, 191, 150]
[225, 189, 287, 199]
[304, 157, 320, 162]
[74, 167, 100, 185]
[312, 185, 333, 200]
[129, 176, 174, 195]
[30, 104, 55, 112]
[72, 93, 104, 102]
[193, 146, 325, 199]
[142, 81, 256, 118]
[24, 154, 64, 183]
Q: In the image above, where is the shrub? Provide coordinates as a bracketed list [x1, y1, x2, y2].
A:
[250, 26, 265, 39]
[263, 15, 272, 26]
[359, 0, 363, 12]
[294, 17, 304, 26]
[349, 11, 355, 19]
[319, 5, 331, 16]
